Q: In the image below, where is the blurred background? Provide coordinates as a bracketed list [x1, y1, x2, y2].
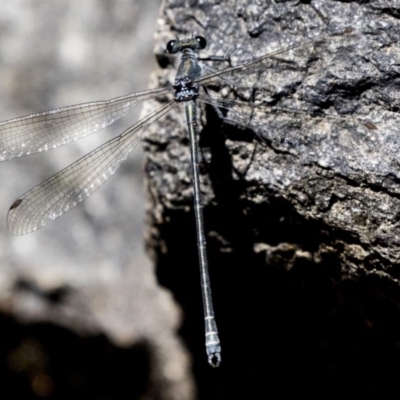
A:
[0, 1, 195, 399]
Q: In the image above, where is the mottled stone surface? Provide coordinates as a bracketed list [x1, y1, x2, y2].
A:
[145, 0, 400, 397]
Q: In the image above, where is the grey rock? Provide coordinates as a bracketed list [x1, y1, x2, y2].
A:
[145, 0, 400, 396]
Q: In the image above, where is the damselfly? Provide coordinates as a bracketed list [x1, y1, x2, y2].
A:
[0, 26, 373, 367]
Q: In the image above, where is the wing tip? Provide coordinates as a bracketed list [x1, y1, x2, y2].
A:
[7, 198, 44, 235]
[9, 198, 23, 211]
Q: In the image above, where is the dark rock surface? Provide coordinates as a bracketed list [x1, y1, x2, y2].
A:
[145, 0, 400, 398]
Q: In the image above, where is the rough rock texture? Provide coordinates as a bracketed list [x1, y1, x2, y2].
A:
[144, 0, 400, 398]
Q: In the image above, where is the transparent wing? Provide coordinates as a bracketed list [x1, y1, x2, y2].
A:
[198, 94, 377, 131]
[196, 28, 352, 87]
[197, 93, 392, 183]
[7, 100, 177, 235]
[196, 26, 391, 181]
[0, 87, 170, 161]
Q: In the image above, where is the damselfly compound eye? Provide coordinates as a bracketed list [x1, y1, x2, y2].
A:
[195, 36, 207, 49]
[166, 40, 176, 53]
